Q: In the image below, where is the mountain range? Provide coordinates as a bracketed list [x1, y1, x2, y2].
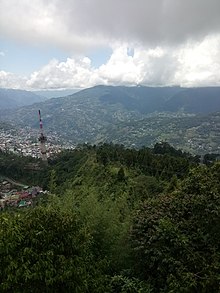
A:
[1, 85, 220, 154]
[0, 88, 46, 109]
[32, 89, 80, 99]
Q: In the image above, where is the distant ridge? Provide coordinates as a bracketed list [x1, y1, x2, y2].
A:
[0, 88, 47, 109]
[32, 89, 80, 99]
[0, 85, 220, 154]
[164, 87, 220, 113]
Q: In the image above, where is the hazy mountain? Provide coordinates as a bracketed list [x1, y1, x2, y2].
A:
[97, 85, 182, 113]
[0, 88, 47, 109]
[32, 89, 80, 99]
[1, 85, 220, 153]
[164, 87, 220, 113]
[0, 85, 181, 140]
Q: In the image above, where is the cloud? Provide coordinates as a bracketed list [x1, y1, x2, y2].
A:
[26, 57, 103, 89]
[60, 0, 220, 46]
[1, 0, 220, 51]
[0, 0, 105, 52]
[174, 35, 220, 86]
[96, 46, 177, 86]
[0, 51, 5, 57]
[0, 71, 27, 89]
[2, 36, 220, 90]
[1, 0, 220, 89]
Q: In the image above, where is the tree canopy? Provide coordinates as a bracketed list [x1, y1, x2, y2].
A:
[0, 144, 220, 292]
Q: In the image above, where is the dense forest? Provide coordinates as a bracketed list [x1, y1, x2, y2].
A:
[0, 143, 220, 292]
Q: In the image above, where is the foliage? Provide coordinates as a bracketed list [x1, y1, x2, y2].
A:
[117, 167, 126, 181]
[96, 143, 197, 180]
[0, 150, 48, 187]
[203, 153, 220, 165]
[0, 202, 108, 292]
[48, 169, 57, 193]
[110, 275, 152, 293]
[1, 144, 220, 292]
[130, 163, 220, 292]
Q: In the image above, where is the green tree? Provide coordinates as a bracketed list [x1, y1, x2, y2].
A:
[49, 169, 57, 193]
[130, 165, 220, 292]
[117, 167, 126, 181]
[110, 275, 152, 293]
[0, 203, 106, 292]
[132, 175, 162, 200]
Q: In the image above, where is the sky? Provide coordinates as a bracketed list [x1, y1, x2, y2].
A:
[0, 0, 220, 90]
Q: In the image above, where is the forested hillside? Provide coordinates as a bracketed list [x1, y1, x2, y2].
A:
[101, 112, 220, 154]
[0, 143, 220, 292]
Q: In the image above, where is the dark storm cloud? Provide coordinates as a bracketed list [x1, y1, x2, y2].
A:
[1, 0, 220, 50]
[58, 0, 220, 46]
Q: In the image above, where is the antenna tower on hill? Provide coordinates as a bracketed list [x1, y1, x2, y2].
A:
[38, 110, 47, 163]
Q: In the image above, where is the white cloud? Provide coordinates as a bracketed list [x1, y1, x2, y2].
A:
[174, 35, 220, 86]
[1, 35, 220, 90]
[0, 51, 5, 57]
[97, 46, 142, 85]
[0, 71, 27, 89]
[26, 57, 103, 89]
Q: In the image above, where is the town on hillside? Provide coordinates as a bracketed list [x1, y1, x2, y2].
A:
[0, 177, 48, 210]
[0, 126, 75, 158]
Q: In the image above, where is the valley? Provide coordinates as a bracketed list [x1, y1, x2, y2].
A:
[0, 85, 220, 155]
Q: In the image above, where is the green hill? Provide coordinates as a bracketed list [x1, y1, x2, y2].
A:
[0, 144, 220, 292]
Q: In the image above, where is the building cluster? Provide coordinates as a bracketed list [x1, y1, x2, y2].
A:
[0, 178, 47, 210]
[0, 127, 73, 158]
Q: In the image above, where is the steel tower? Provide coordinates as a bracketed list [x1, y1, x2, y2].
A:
[38, 110, 47, 163]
